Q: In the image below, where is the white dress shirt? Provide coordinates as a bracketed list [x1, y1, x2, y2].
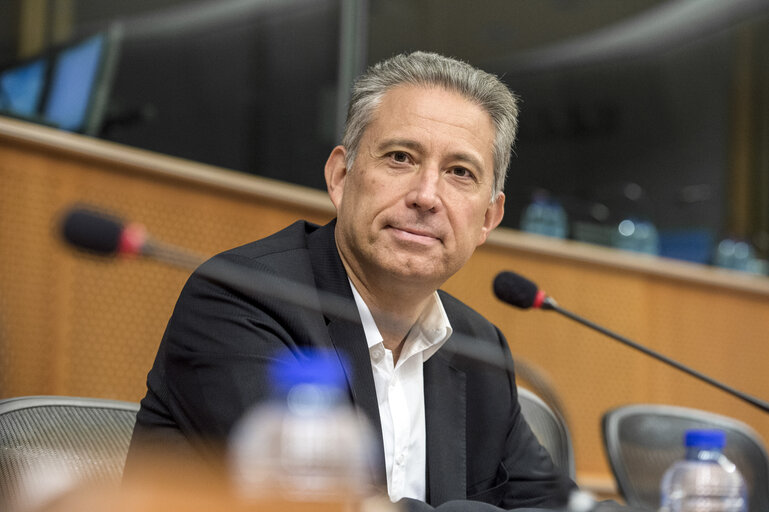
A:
[349, 281, 452, 503]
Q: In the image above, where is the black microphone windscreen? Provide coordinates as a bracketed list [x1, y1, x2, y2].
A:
[493, 271, 539, 309]
[61, 207, 124, 255]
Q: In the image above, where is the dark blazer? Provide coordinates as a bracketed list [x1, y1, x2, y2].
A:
[128, 220, 574, 510]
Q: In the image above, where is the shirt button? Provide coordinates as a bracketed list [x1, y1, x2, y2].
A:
[372, 347, 384, 361]
[396, 453, 405, 465]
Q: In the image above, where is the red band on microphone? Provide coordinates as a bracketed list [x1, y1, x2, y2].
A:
[532, 289, 547, 309]
[118, 223, 147, 256]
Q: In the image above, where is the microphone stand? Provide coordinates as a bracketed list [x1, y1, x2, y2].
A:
[541, 298, 769, 414]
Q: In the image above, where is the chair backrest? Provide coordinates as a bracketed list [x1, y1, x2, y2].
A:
[518, 387, 576, 478]
[602, 404, 769, 512]
[0, 395, 139, 509]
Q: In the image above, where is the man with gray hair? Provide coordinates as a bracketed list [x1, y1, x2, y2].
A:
[129, 51, 576, 510]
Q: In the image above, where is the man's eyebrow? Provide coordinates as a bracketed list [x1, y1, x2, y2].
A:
[375, 138, 486, 173]
[375, 138, 425, 153]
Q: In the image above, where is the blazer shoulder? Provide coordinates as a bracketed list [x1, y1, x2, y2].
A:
[220, 220, 321, 261]
[178, 220, 325, 305]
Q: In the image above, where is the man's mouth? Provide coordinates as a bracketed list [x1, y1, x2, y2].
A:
[387, 225, 442, 245]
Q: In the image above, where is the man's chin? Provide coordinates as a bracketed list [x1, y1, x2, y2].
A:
[376, 258, 449, 286]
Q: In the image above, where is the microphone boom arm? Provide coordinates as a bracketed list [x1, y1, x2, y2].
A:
[543, 297, 769, 414]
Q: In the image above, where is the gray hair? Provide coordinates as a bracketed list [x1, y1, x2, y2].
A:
[341, 51, 519, 198]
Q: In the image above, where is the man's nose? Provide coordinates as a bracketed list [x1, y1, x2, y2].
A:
[406, 167, 442, 212]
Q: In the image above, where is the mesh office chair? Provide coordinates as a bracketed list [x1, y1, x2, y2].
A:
[602, 404, 769, 511]
[0, 395, 139, 509]
[519, 387, 576, 478]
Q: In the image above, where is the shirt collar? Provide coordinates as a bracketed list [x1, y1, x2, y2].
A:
[348, 280, 452, 363]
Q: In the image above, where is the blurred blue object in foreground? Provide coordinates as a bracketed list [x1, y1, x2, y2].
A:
[229, 348, 378, 501]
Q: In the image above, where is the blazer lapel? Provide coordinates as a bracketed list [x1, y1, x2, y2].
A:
[424, 349, 467, 504]
[326, 317, 385, 464]
[307, 222, 387, 483]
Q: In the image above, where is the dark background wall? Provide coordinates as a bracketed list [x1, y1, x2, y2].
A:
[95, 0, 341, 192]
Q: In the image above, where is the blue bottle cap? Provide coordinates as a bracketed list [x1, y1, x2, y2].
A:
[270, 348, 347, 392]
[685, 429, 726, 449]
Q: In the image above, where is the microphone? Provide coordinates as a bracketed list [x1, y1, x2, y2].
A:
[60, 206, 203, 269]
[61, 206, 147, 256]
[493, 271, 769, 414]
[493, 271, 553, 310]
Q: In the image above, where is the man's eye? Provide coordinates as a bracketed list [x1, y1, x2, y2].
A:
[390, 151, 409, 163]
[451, 167, 474, 179]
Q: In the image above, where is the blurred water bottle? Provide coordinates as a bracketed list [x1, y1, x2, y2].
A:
[660, 429, 747, 512]
[229, 349, 377, 501]
[714, 239, 736, 269]
[715, 239, 755, 272]
[612, 219, 659, 255]
[521, 196, 568, 238]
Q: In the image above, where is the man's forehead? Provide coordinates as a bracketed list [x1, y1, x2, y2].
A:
[365, 85, 495, 164]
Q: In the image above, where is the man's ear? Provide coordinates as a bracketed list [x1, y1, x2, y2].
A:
[325, 145, 348, 210]
[477, 192, 505, 246]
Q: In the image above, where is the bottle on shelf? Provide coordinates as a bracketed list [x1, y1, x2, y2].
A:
[715, 238, 757, 273]
[611, 218, 659, 255]
[660, 429, 747, 512]
[520, 192, 569, 239]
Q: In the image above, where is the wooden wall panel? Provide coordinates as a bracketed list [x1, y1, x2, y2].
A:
[2, 117, 769, 491]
